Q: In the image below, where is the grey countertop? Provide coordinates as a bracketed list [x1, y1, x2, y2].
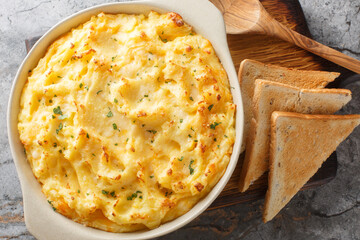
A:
[1, 0, 359, 239]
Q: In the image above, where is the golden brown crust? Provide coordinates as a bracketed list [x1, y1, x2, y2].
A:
[239, 79, 351, 192]
[263, 111, 360, 222]
[238, 59, 339, 153]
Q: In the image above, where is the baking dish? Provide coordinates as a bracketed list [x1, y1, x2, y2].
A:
[7, 0, 244, 239]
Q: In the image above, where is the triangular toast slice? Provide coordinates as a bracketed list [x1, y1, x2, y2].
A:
[239, 80, 351, 192]
[263, 112, 360, 222]
[239, 59, 339, 152]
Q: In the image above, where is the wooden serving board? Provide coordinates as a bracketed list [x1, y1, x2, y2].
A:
[210, 0, 350, 210]
[25, 0, 350, 211]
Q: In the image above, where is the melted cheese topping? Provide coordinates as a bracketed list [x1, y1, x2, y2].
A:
[18, 11, 236, 232]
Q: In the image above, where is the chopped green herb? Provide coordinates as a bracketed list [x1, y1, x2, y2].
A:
[224, 135, 228, 138]
[49, 99, 53, 103]
[189, 96, 194, 101]
[53, 106, 63, 115]
[150, 175, 154, 178]
[160, 36, 168, 43]
[112, 55, 117, 61]
[214, 138, 217, 142]
[86, 133, 89, 138]
[53, 143, 57, 147]
[126, 138, 129, 142]
[56, 123, 63, 134]
[193, 69, 196, 72]
[139, 196, 143, 199]
[127, 191, 142, 200]
[113, 123, 117, 130]
[92, 153, 95, 156]
[178, 156, 184, 161]
[57, 76, 62, 78]
[77, 189, 80, 193]
[147, 130, 157, 134]
[189, 160, 195, 175]
[47, 200, 56, 211]
[191, 127, 195, 132]
[180, 119, 183, 123]
[59, 149, 62, 153]
[85, 86, 89, 91]
[188, 134, 192, 138]
[52, 115, 56, 119]
[208, 104, 214, 111]
[71, 135, 74, 138]
[96, 90, 103, 95]
[144, 94, 149, 97]
[110, 191, 116, 197]
[79, 83, 83, 88]
[210, 122, 221, 130]
[115, 143, 118, 146]
[189, 32, 194, 35]
[114, 98, 118, 103]
[194, 140, 198, 142]
[107, 111, 113, 117]
[102, 190, 109, 195]
[217, 145, 220, 148]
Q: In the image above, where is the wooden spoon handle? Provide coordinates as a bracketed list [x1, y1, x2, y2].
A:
[258, 14, 360, 74]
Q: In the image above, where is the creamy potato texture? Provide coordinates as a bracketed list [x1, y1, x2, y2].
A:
[18, 11, 236, 232]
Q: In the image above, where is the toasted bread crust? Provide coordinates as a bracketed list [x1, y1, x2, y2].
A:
[239, 79, 351, 192]
[263, 112, 360, 222]
[238, 59, 339, 153]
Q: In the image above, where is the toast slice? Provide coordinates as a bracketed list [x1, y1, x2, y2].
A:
[239, 80, 351, 192]
[239, 59, 339, 152]
[263, 112, 360, 222]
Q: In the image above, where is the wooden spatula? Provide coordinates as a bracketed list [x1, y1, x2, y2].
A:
[210, 0, 360, 74]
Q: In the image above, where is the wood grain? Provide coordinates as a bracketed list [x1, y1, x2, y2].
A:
[210, 0, 340, 209]
[25, 0, 341, 211]
[210, 0, 360, 74]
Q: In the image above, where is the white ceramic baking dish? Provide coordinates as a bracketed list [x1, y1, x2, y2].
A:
[7, 0, 244, 239]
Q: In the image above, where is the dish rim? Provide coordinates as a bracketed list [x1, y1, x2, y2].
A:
[7, 0, 244, 239]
